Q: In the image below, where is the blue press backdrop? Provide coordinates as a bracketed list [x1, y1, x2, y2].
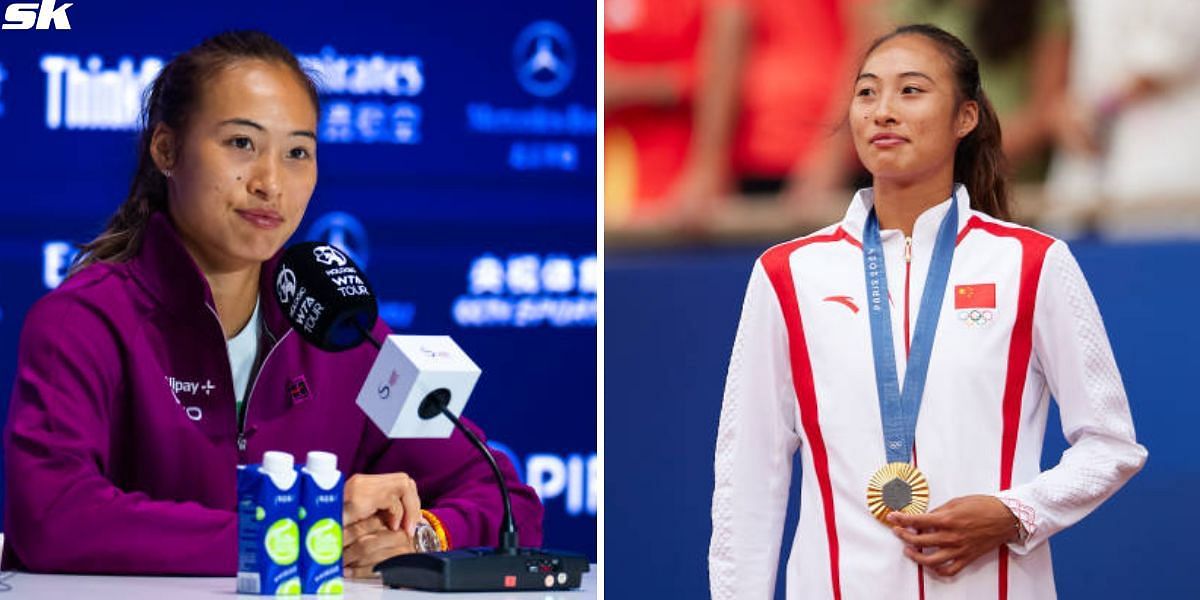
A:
[0, 2, 596, 557]
[607, 240, 1197, 598]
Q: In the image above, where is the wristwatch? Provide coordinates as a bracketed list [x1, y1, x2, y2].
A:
[413, 520, 443, 553]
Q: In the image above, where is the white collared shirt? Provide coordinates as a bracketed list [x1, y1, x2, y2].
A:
[226, 296, 261, 413]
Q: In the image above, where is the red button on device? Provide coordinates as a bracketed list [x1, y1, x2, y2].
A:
[504, 575, 517, 588]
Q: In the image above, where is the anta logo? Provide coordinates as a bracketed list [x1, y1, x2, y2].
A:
[823, 295, 860, 314]
[165, 376, 216, 396]
[2, 0, 73, 30]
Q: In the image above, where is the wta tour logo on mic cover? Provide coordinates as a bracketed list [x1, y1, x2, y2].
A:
[274, 243, 377, 351]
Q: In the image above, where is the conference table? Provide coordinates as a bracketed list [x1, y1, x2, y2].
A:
[0, 533, 596, 598]
[0, 569, 597, 598]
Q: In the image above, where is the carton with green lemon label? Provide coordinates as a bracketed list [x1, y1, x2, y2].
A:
[299, 451, 344, 594]
[237, 451, 301, 595]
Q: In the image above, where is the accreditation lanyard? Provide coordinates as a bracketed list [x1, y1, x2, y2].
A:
[862, 192, 958, 464]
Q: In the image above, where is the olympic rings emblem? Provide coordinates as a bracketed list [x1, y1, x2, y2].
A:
[957, 308, 994, 327]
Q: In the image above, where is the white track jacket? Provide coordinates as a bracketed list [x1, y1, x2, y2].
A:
[710, 186, 1147, 600]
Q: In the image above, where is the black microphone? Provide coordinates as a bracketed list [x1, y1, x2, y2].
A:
[272, 242, 380, 352]
[271, 242, 589, 592]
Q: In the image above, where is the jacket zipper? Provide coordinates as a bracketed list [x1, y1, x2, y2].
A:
[903, 236, 912, 355]
[238, 328, 292, 454]
[903, 236, 927, 600]
[205, 303, 292, 455]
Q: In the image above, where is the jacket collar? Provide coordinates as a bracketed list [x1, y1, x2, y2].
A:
[842, 183, 972, 245]
[129, 212, 291, 341]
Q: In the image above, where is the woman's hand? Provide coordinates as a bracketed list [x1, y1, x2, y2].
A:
[887, 495, 1020, 577]
[343, 515, 414, 579]
[343, 473, 421, 537]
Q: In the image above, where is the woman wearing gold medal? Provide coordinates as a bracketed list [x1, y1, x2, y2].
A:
[709, 24, 1147, 600]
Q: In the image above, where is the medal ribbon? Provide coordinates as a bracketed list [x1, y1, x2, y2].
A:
[862, 190, 959, 464]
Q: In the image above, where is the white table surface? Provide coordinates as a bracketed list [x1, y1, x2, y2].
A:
[0, 569, 596, 599]
[0, 532, 595, 599]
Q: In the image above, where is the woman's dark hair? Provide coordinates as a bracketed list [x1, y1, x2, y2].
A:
[69, 30, 319, 276]
[863, 24, 1010, 220]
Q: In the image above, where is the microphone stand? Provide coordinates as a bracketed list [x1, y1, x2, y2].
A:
[371, 389, 589, 591]
[418, 390, 518, 553]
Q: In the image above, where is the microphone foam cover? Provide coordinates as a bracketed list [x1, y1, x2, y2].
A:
[273, 242, 379, 352]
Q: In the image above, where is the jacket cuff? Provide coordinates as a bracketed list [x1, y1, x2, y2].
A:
[993, 492, 1039, 555]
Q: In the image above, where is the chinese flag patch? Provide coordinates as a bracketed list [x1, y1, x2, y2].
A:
[955, 283, 996, 309]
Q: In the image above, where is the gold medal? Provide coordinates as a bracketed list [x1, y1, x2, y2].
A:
[866, 462, 929, 524]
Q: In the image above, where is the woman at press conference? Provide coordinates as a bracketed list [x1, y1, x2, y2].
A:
[709, 24, 1146, 599]
[2, 30, 542, 577]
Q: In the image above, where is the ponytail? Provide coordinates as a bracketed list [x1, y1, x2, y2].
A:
[955, 89, 1010, 220]
[69, 125, 169, 276]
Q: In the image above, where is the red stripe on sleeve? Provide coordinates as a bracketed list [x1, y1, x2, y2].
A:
[958, 217, 1054, 600]
[760, 227, 855, 600]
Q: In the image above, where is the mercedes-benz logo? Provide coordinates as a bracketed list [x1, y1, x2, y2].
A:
[307, 211, 369, 269]
[513, 20, 575, 98]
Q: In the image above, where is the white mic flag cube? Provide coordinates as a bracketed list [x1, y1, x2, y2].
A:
[355, 335, 481, 439]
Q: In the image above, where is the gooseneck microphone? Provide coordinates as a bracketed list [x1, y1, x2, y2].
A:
[272, 242, 588, 591]
[273, 242, 379, 352]
[417, 391, 519, 553]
